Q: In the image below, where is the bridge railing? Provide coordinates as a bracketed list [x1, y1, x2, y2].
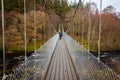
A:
[63, 33, 120, 80]
[6, 34, 59, 80]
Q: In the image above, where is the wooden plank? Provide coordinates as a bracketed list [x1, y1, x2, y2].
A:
[66, 49, 78, 80]
[50, 47, 58, 80]
[43, 39, 79, 80]
[63, 39, 79, 80]
[54, 49, 60, 80]
[66, 39, 80, 80]
[60, 43, 64, 80]
[45, 44, 58, 80]
[63, 48, 69, 80]
[64, 48, 73, 80]
[42, 41, 59, 80]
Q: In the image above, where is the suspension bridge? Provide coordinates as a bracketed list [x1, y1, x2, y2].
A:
[1, 0, 120, 80]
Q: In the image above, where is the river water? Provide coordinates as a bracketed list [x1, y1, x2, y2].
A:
[99, 51, 120, 74]
[0, 52, 32, 78]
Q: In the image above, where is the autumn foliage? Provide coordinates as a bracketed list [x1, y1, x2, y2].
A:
[65, 3, 120, 52]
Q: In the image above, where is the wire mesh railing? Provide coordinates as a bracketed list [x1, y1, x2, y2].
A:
[63, 33, 120, 80]
[4, 32, 120, 80]
[6, 34, 59, 80]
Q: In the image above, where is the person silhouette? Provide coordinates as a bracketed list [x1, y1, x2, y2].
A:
[59, 32, 62, 39]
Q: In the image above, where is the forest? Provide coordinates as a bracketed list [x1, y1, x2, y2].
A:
[0, 0, 120, 54]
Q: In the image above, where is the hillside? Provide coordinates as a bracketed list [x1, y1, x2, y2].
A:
[64, 4, 120, 52]
[0, 0, 69, 54]
[0, 1, 120, 54]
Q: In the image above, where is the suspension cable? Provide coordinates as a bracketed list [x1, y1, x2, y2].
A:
[87, 0, 91, 52]
[24, 0, 27, 61]
[72, 0, 81, 20]
[43, 0, 57, 33]
[66, 0, 81, 33]
[1, 0, 6, 79]
[34, 0, 37, 52]
[98, 0, 102, 61]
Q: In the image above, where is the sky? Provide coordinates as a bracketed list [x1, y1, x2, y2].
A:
[68, 0, 120, 12]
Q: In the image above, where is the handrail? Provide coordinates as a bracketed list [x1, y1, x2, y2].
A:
[63, 33, 120, 80]
[6, 34, 59, 80]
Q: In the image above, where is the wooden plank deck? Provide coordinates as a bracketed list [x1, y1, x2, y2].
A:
[42, 39, 79, 80]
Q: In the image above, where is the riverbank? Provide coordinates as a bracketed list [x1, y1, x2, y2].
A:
[0, 51, 33, 79]
[92, 51, 120, 74]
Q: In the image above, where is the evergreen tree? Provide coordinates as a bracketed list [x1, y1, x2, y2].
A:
[4, 0, 24, 13]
